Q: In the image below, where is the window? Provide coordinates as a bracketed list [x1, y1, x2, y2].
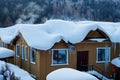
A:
[22, 45, 25, 59]
[25, 46, 28, 61]
[2, 42, 7, 48]
[16, 44, 20, 57]
[52, 49, 68, 65]
[30, 48, 36, 64]
[0, 41, 2, 47]
[96, 47, 110, 63]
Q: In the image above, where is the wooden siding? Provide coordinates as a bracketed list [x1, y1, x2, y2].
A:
[12, 29, 120, 80]
[85, 29, 110, 41]
[38, 41, 76, 80]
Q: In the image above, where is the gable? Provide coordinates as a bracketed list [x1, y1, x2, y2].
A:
[12, 33, 28, 46]
[84, 29, 110, 42]
[52, 40, 68, 49]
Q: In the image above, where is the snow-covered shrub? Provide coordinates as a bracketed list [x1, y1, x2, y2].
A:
[0, 61, 6, 74]
[0, 61, 34, 80]
[0, 75, 4, 80]
[1, 62, 20, 80]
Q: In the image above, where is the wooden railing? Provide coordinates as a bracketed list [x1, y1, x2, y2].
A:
[80, 64, 112, 79]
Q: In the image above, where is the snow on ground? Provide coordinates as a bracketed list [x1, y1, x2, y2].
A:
[0, 75, 4, 80]
[7, 63, 35, 80]
[0, 61, 35, 80]
[0, 47, 14, 58]
[111, 57, 120, 67]
[46, 68, 98, 80]
[0, 61, 6, 74]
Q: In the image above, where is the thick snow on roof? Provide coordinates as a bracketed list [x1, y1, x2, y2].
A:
[0, 47, 14, 58]
[0, 19, 120, 50]
[111, 57, 120, 67]
[77, 21, 120, 42]
[19, 20, 100, 50]
[46, 68, 98, 80]
[0, 25, 19, 44]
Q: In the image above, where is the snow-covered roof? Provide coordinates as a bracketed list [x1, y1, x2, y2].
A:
[46, 68, 98, 80]
[0, 47, 14, 59]
[111, 57, 120, 67]
[0, 19, 120, 50]
[19, 20, 101, 50]
[0, 25, 19, 44]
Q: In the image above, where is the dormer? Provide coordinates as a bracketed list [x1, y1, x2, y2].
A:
[84, 29, 110, 42]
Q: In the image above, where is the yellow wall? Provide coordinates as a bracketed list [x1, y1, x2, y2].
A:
[75, 41, 120, 78]
[38, 41, 76, 80]
[12, 30, 120, 80]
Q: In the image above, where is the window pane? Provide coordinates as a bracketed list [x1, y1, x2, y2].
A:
[97, 47, 110, 63]
[0, 41, 2, 47]
[30, 48, 36, 64]
[25, 47, 28, 61]
[22, 46, 25, 59]
[52, 49, 68, 65]
[16, 44, 20, 57]
[98, 49, 105, 61]
[32, 50, 36, 62]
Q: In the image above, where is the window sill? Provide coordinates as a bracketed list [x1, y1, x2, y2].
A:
[30, 62, 36, 64]
[16, 55, 20, 57]
[51, 63, 69, 66]
[96, 61, 110, 63]
[25, 59, 28, 61]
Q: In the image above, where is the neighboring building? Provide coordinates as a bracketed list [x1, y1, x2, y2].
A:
[111, 57, 120, 80]
[0, 19, 120, 80]
[0, 26, 18, 63]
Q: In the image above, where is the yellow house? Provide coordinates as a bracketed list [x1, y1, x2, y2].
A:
[0, 20, 120, 80]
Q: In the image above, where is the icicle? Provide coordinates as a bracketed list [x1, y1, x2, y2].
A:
[68, 43, 75, 54]
[119, 43, 120, 55]
[105, 44, 109, 72]
[105, 61, 109, 72]
[113, 43, 116, 57]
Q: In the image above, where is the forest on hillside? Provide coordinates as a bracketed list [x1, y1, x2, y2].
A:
[0, 0, 120, 27]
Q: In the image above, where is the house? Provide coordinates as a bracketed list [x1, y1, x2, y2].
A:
[111, 57, 120, 80]
[0, 19, 120, 80]
[0, 26, 19, 63]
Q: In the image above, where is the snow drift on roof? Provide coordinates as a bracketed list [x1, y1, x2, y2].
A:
[0, 25, 19, 44]
[46, 68, 98, 80]
[0, 19, 120, 50]
[19, 20, 101, 50]
[0, 47, 14, 58]
[111, 57, 120, 67]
